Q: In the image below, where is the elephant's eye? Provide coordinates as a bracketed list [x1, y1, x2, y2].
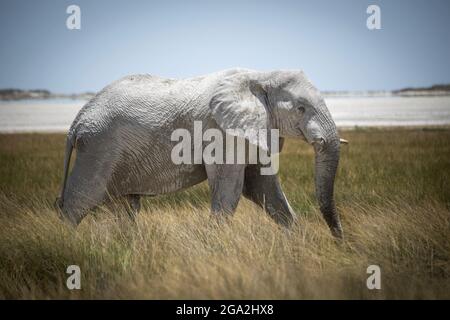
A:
[297, 106, 305, 115]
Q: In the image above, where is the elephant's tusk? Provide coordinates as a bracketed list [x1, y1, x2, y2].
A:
[340, 139, 349, 144]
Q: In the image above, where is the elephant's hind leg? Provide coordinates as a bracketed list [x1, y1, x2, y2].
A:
[243, 164, 297, 227]
[61, 152, 111, 225]
[205, 164, 246, 217]
[125, 194, 141, 220]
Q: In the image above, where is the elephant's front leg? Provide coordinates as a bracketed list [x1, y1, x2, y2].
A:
[243, 164, 297, 227]
[205, 163, 246, 216]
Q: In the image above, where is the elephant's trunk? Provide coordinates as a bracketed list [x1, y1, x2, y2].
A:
[313, 131, 342, 238]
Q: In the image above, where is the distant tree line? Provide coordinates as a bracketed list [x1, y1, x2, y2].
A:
[0, 89, 95, 101]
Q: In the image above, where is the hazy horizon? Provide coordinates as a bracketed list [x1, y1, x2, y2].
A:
[2, 82, 450, 95]
[1, 0, 450, 94]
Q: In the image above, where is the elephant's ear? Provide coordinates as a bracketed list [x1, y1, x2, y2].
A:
[210, 72, 271, 151]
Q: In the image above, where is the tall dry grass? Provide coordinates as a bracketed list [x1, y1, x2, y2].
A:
[0, 128, 449, 299]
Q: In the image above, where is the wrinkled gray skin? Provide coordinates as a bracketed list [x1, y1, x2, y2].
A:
[57, 68, 344, 238]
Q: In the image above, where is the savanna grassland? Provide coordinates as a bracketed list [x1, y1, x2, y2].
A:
[0, 128, 449, 299]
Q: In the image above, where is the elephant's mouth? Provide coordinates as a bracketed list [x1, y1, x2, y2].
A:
[296, 123, 348, 147]
[295, 125, 308, 142]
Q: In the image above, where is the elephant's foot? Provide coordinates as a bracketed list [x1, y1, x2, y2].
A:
[324, 215, 344, 239]
[264, 203, 297, 228]
[125, 194, 141, 221]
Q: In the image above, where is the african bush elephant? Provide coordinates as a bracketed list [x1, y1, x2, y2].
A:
[57, 68, 346, 238]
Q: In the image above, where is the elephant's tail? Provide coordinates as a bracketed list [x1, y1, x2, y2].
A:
[56, 134, 75, 208]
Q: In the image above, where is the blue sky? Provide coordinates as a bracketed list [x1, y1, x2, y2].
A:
[0, 0, 449, 93]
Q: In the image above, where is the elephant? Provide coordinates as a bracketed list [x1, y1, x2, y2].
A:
[56, 68, 347, 238]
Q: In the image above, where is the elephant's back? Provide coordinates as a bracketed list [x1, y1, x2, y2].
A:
[69, 69, 248, 136]
[66, 74, 213, 196]
[69, 74, 201, 139]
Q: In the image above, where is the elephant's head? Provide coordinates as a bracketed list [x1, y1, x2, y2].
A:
[210, 69, 344, 238]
